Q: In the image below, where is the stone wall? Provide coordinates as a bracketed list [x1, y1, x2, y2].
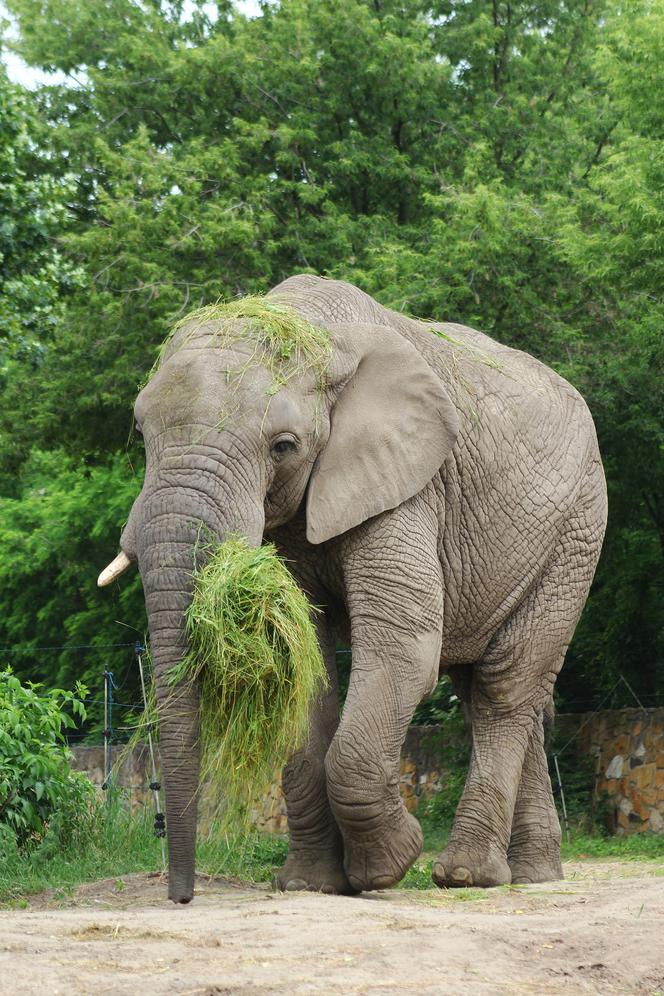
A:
[71, 726, 454, 832]
[70, 744, 158, 814]
[70, 709, 664, 836]
[249, 725, 451, 833]
[555, 708, 664, 834]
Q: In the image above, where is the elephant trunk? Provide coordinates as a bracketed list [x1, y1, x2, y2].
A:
[136, 485, 264, 904]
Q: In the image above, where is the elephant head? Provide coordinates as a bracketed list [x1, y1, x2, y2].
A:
[98, 280, 459, 903]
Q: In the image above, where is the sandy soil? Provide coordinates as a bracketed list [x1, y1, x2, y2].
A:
[1, 860, 663, 995]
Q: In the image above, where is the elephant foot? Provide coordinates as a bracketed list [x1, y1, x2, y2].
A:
[343, 809, 423, 892]
[432, 841, 511, 889]
[508, 839, 563, 884]
[276, 848, 357, 895]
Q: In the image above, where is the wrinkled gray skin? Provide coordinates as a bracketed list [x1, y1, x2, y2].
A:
[114, 275, 606, 903]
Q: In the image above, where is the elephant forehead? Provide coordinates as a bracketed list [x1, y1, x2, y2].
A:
[136, 347, 294, 432]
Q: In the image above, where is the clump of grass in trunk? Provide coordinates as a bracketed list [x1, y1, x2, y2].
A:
[169, 538, 326, 833]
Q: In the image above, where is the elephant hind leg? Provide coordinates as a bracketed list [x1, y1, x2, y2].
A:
[433, 493, 604, 890]
[507, 710, 563, 884]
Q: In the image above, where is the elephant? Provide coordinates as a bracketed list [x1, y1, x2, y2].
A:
[98, 274, 607, 904]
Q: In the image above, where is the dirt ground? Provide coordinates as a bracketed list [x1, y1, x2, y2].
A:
[1, 859, 663, 995]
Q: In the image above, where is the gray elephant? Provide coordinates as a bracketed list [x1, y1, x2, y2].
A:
[98, 275, 607, 903]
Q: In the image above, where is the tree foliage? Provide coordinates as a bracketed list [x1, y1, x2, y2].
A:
[0, 0, 662, 711]
[0, 66, 77, 371]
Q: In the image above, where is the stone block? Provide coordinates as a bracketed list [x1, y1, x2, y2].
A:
[618, 797, 633, 816]
[628, 762, 656, 790]
[640, 788, 658, 807]
[650, 809, 664, 833]
[614, 734, 630, 755]
[270, 814, 288, 834]
[617, 809, 631, 830]
[630, 795, 652, 822]
[605, 755, 623, 779]
[643, 725, 663, 750]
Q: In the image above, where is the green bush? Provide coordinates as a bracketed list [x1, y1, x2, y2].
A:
[0, 670, 98, 849]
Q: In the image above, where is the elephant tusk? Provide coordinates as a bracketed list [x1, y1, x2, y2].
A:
[97, 551, 134, 587]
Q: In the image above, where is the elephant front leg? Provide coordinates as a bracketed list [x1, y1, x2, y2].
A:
[325, 628, 442, 892]
[323, 498, 444, 892]
[277, 613, 354, 895]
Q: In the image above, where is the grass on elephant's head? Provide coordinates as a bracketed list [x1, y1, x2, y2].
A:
[155, 296, 332, 389]
[169, 537, 327, 832]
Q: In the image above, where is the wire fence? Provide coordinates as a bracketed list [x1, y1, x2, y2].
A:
[0, 641, 147, 742]
[2, 641, 659, 746]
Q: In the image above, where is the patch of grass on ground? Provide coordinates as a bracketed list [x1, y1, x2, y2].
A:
[0, 800, 290, 907]
[197, 830, 288, 883]
[0, 798, 162, 907]
[561, 831, 664, 861]
[3, 799, 663, 906]
[400, 818, 664, 890]
[420, 816, 452, 856]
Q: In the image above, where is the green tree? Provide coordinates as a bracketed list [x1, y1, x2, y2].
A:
[0, 0, 661, 709]
[0, 65, 77, 369]
[553, 0, 664, 706]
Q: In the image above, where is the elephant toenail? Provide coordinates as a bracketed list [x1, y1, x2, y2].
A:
[320, 884, 337, 895]
[371, 875, 394, 890]
[451, 866, 473, 885]
[432, 862, 446, 883]
[285, 878, 308, 891]
[346, 874, 364, 893]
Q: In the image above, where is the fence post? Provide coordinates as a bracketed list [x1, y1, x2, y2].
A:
[135, 642, 167, 871]
[102, 668, 114, 792]
[553, 753, 570, 843]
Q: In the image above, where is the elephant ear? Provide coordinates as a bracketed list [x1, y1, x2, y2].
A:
[306, 322, 460, 544]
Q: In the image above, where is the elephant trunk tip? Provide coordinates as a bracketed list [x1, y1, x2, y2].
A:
[169, 883, 195, 904]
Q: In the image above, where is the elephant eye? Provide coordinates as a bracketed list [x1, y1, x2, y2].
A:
[271, 436, 298, 458]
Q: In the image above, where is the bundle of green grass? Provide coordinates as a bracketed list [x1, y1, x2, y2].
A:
[169, 538, 327, 824]
[154, 296, 332, 388]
